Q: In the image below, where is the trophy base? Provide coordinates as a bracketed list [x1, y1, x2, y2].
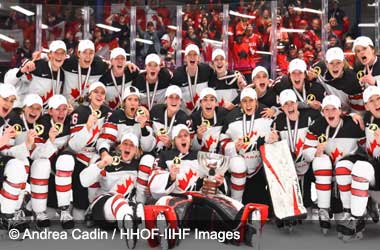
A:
[201, 179, 219, 196]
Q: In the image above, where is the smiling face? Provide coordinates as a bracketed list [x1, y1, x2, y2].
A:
[48, 104, 68, 124]
[289, 70, 305, 91]
[24, 104, 42, 124]
[200, 95, 217, 117]
[49, 49, 66, 70]
[354, 45, 376, 66]
[365, 94, 380, 118]
[120, 139, 137, 161]
[253, 71, 269, 93]
[241, 97, 257, 116]
[327, 59, 344, 79]
[78, 48, 95, 68]
[146, 61, 160, 82]
[174, 129, 191, 154]
[89, 86, 106, 108]
[124, 95, 139, 117]
[185, 51, 200, 69]
[111, 55, 126, 75]
[165, 94, 181, 114]
[282, 101, 298, 118]
[212, 55, 227, 75]
[0, 96, 16, 118]
[322, 105, 342, 127]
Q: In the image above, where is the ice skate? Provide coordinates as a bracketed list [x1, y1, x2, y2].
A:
[339, 216, 365, 242]
[318, 208, 331, 235]
[58, 206, 74, 230]
[34, 211, 51, 229]
[0, 212, 30, 240]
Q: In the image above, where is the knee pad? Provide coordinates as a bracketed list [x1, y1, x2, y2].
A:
[4, 159, 28, 183]
[229, 156, 247, 174]
[140, 154, 155, 169]
[312, 154, 332, 172]
[56, 154, 75, 172]
[31, 159, 51, 179]
[351, 161, 375, 184]
[335, 160, 354, 186]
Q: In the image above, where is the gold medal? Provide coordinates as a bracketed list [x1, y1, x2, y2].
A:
[93, 110, 101, 118]
[158, 127, 167, 135]
[54, 123, 63, 134]
[202, 120, 211, 128]
[368, 123, 379, 133]
[78, 96, 84, 104]
[137, 109, 145, 116]
[307, 94, 316, 104]
[13, 124, 22, 135]
[357, 70, 365, 81]
[243, 135, 251, 145]
[112, 156, 121, 166]
[318, 134, 327, 144]
[34, 124, 44, 135]
[312, 66, 321, 76]
[173, 156, 181, 165]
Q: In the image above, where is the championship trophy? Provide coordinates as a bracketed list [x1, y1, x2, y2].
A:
[197, 152, 229, 195]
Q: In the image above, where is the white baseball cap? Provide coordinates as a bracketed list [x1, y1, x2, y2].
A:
[165, 85, 182, 99]
[145, 53, 160, 66]
[352, 36, 374, 52]
[78, 40, 95, 52]
[321, 95, 341, 109]
[251, 66, 269, 80]
[200, 87, 217, 100]
[212, 48, 226, 61]
[123, 86, 140, 100]
[171, 124, 190, 140]
[240, 87, 257, 101]
[288, 58, 307, 73]
[185, 44, 200, 56]
[110, 47, 127, 60]
[325, 47, 344, 63]
[48, 94, 68, 109]
[161, 34, 170, 42]
[89, 81, 106, 93]
[363, 86, 380, 103]
[23, 94, 43, 107]
[49, 40, 67, 52]
[121, 132, 139, 147]
[0, 83, 17, 99]
[279, 89, 297, 106]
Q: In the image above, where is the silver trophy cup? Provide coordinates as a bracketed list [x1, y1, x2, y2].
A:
[197, 151, 229, 195]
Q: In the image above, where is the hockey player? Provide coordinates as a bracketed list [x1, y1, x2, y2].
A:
[149, 124, 269, 249]
[271, 89, 322, 222]
[352, 36, 380, 88]
[132, 53, 172, 110]
[61, 40, 138, 107]
[29, 94, 75, 229]
[220, 87, 273, 203]
[97, 86, 156, 204]
[171, 44, 214, 114]
[4, 40, 67, 107]
[191, 87, 228, 152]
[273, 58, 325, 110]
[303, 95, 366, 235]
[68, 82, 112, 217]
[208, 48, 246, 110]
[150, 85, 191, 154]
[312, 47, 364, 114]
[80, 132, 158, 249]
[0, 84, 29, 236]
[99, 48, 139, 110]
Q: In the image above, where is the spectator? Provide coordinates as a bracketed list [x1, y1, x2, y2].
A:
[12, 39, 33, 67]
[139, 21, 162, 58]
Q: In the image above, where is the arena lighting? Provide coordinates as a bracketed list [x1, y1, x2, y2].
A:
[228, 10, 256, 19]
[255, 51, 272, 55]
[41, 24, 48, 29]
[10, 5, 35, 16]
[358, 23, 377, 27]
[292, 7, 322, 15]
[135, 38, 154, 45]
[344, 52, 355, 55]
[368, 2, 378, 7]
[0, 34, 16, 43]
[96, 23, 121, 32]
[280, 28, 305, 33]
[167, 25, 178, 30]
[202, 38, 223, 46]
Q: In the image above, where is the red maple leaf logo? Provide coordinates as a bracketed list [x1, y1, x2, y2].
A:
[87, 126, 100, 144]
[185, 93, 199, 111]
[218, 98, 225, 107]
[330, 148, 343, 163]
[202, 136, 217, 152]
[294, 138, 304, 157]
[178, 169, 197, 190]
[108, 97, 120, 110]
[71, 88, 80, 99]
[367, 139, 380, 156]
[41, 89, 53, 104]
[116, 177, 134, 195]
